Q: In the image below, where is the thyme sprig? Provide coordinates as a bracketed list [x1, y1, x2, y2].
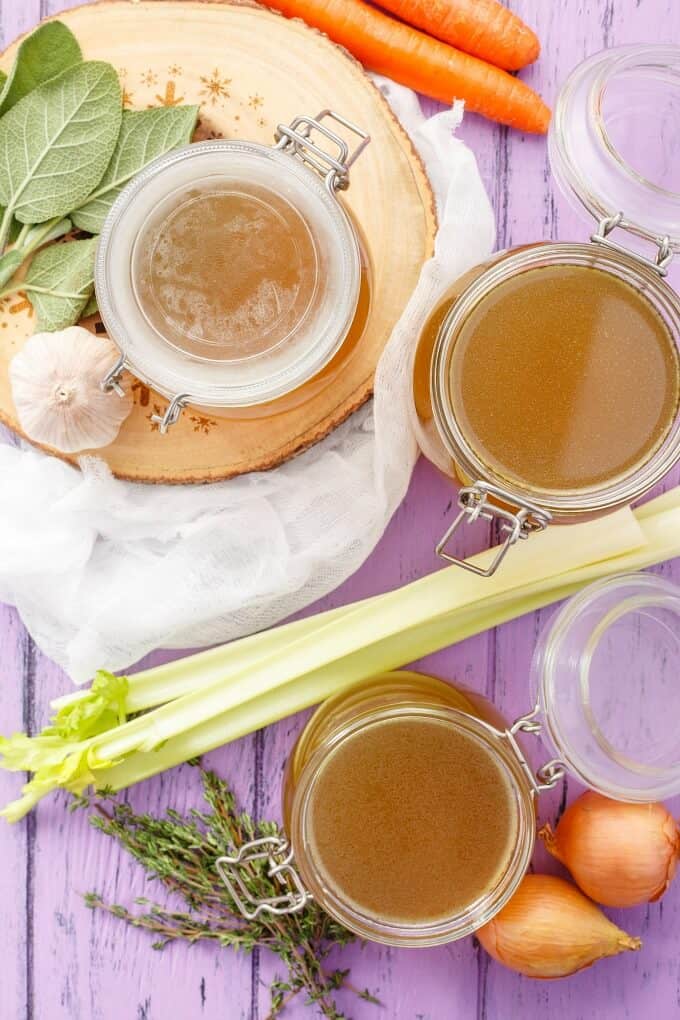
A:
[83, 767, 380, 1019]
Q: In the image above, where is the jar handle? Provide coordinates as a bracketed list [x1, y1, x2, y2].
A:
[216, 836, 312, 921]
[590, 212, 674, 276]
[275, 110, 370, 192]
[505, 705, 568, 797]
[436, 482, 552, 578]
[149, 393, 189, 435]
[100, 354, 128, 398]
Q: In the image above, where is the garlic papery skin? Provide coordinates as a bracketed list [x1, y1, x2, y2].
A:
[477, 874, 641, 979]
[539, 791, 680, 908]
[9, 327, 132, 454]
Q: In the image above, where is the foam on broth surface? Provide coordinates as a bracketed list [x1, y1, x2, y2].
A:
[133, 180, 319, 361]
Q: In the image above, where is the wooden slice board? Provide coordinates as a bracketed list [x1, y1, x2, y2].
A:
[0, 0, 436, 483]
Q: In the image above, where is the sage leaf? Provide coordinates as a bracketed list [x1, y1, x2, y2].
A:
[23, 217, 72, 251]
[0, 22, 82, 117]
[7, 216, 21, 244]
[71, 105, 199, 233]
[81, 293, 99, 319]
[0, 61, 122, 227]
[24, 237, 98, 331]
[0, 249, 23, 287]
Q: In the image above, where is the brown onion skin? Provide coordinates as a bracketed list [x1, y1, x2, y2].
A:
[539, 791, 680, 909]
[477, 874, 641, 979]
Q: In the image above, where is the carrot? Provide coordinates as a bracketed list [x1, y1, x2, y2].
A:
[263, 0, 550, 133]
[372, 0, 540, 72]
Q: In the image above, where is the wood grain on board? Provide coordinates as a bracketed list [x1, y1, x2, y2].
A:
[1, 1, 680, 1019]
[0, 0, 436, 483]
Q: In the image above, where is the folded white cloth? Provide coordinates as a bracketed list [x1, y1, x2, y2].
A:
[0, 79, 495, 682]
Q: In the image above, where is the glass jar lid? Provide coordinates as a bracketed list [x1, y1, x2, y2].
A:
[532, 572, 680, 802]
[95, 115, 366, 410]
[550, 45, 680, 250]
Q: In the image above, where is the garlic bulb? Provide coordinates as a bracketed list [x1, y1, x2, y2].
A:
[9, 327, 132, 454]
[539, 791, 680, 908]
[477, 874, 641, 979]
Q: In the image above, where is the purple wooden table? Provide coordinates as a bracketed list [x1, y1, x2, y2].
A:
[2, 1, 680, 1018]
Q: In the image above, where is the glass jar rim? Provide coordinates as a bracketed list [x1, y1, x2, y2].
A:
[532, 572, 680, 802]
[430, 242, 680, 521]
[288, 701, 536, 946]
[549, 45, 680, 249]
[95, 139, 361, 408]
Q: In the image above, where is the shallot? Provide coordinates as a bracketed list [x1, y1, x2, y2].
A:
[539, 791, 680, 908]
[477, 874, 641, 979]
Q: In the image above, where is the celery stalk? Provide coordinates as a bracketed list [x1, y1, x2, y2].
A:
[101, 498, 680, 793]
[51, 599, 368, 715]
[88, 506, 645, 765]
[59, 490, 673, 722]
[5, 490, 680, 822]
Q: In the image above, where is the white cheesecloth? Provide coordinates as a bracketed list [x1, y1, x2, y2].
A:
[0, 80, 495, 682]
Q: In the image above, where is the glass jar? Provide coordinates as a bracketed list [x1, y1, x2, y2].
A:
[217, 671, 562, 947]
[532, 572, 680, 802]
[411, 46, 680, 576]
[95, 111, 370, 433]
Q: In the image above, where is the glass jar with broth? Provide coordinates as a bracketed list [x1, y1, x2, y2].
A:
[95, 111, 370, 432]
[412, 46, 680, 576]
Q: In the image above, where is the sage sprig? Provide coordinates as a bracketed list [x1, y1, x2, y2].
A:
[0, 21, 82, 117]
[0, 21, 199, 331]
[21, 237, 99, 332]
[0, 62, 122, 237]
[72, 106, 199, 234]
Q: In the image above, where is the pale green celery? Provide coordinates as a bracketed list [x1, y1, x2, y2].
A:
[5, 494, 679, 821]
[2, 742, 116, 823]
[101, 498, 680, 793]
[0, 671, 128, 784]
[83, 506, 644, 766]
[99, 589, 586, 791]
[10, 606, 368, 780]
[635, 485, 680, 519]
[57, 490, 680, 720]
[52, 600, 374, 716]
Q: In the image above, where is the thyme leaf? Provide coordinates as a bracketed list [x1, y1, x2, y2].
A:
[85, 766, 381, 1019]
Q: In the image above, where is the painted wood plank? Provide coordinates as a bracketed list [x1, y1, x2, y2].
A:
[2, 0, 680, 1018]
[0, 603, 31, 1020]
[25, 646, 256, 1020]
[461, 2, 680, 1020]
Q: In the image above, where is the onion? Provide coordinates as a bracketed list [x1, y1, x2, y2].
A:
[539, 791, 680, 908]
[477, 874, 641, 979]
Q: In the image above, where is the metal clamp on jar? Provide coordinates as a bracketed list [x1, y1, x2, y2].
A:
[95, 111, 370, 431]
[412, 46, 680, 576]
